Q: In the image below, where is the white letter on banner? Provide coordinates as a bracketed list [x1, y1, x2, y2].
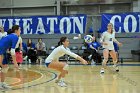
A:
[0, 19, 6, 27]
[124, 15, 137, 33]
[138, 15, 140, 32]
[8, 19, 14, 29]
[15, 19, 20, 25]
[23, 18, 32, 34]
[73, 16, 84, 34]
[47, 18, 57, 34]
[59, 17, 71, 34]
[36, 18, 45, 34]
[110, 15, 121, 33]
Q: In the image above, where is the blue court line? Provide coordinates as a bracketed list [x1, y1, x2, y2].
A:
[119, 64, 140, 66]
[39, 63, 140, 66]
[69, 64, 140, 66]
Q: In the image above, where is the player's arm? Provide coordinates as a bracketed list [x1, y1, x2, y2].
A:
[113, 38, 119, 43]
[10, 49, 17, 65]
[62, 47, 88, 65]
[100, 32, 107, 45]
[113, 34, 122, 46]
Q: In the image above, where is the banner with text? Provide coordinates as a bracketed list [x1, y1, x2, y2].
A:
[0, 15, 87, 34]
[100, 13, 140, 33]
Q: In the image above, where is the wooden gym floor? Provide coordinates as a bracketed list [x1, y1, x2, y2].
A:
[0, 62, 140, 93]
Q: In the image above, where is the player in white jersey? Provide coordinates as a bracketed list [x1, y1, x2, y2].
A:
[100, 23, 122, 74]
[45, 37, 88, 87]
[0, 26, 7, 39]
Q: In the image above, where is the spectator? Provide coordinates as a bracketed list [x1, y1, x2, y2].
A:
[36, 38, 46, 64]
[84, 36, 102, 64]
[26, 39, 37, 64]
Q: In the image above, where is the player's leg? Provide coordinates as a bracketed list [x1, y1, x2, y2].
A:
[109, 50, 119, 72]
[0, 55, 4, 89]
[47, 61, 68, 87]
[0, 53, 10, 89]
[100, 49, 109, 74]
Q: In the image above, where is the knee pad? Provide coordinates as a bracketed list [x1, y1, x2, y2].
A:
[1, 67, 9, 73]
[63, 64, 69, 70]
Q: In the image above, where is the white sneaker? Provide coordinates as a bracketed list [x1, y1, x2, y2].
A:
[91, 60, 96, 66]
[2, 83, 11, 89]
[57, 80, 67, 87]
[100, 68, 105, 74]
[23, 56, 28, 61]
[113, 65, 119, 72]
[88, 55, 92, 59]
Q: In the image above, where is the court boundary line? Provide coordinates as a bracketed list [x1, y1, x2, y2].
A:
[68, 64, 140, 66]
[0, 70, 57, 92]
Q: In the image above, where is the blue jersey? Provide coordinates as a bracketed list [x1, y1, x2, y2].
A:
[2, 52, 8, 64]
[88, 42, 101, 50]
[0, 33, 18, 55]
[30, 43, 36, 49]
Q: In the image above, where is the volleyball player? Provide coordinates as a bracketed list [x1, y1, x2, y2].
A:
[100, 23, 122, 74]
[45, 37, 88, 87]
[0, 25, 20, 89]
[0, 26, 8, 70]
[0, 26, 7, 39]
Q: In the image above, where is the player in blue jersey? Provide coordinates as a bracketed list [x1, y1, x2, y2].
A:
[0, 26, 8, 67]
[0, 25, 20, 89]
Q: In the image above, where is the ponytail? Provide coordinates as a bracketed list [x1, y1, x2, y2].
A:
[57, 41, 62, 46]
[56, 37, 67, 47]
[7, 29, 12, 35]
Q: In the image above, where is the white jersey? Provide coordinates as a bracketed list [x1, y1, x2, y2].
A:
[100, 31, 117, 50]
[45, 45, 78, 63]
[15, 36, 22, 48]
